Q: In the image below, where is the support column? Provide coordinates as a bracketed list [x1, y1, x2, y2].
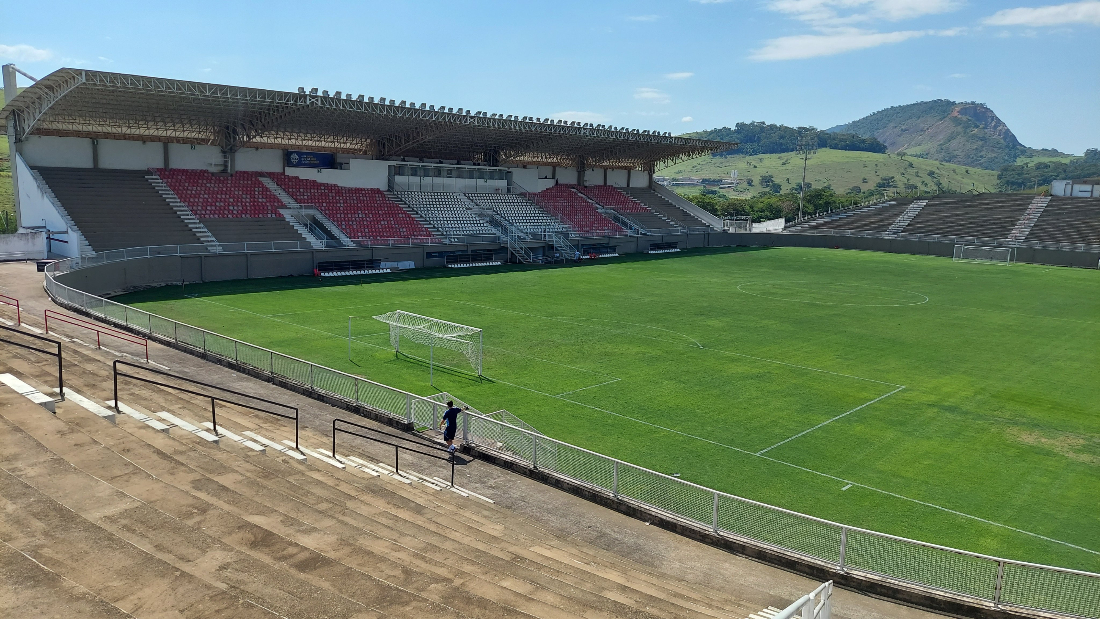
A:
[576, 156, 587, 187]
[163, 142, 170, 169]
[92, 139, 99, 169]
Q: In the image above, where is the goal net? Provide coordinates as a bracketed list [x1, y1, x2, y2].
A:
[373, 310, 483, 376]
[953, 245, 1013, 265]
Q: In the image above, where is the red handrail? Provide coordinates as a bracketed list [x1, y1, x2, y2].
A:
[0, 294, 19, 325]
[44, 309, 149, 361]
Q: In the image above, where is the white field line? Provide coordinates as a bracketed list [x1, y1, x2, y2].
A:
[487, 375, 1099, 556]
[555, 378, 621, 397]
[756, 386, 906, 455]
[152, 295, 1098, 555]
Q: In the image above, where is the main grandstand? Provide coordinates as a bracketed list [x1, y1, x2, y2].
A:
[2, 67, 728, 263]
[3, 65, 1100, 619]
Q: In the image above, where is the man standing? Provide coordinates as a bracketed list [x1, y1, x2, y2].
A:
[439, 400, 465, 455]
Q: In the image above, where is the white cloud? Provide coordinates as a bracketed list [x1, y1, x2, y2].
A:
[0, 44, 53, 62]
[627, 14, 660, 21]
[750, 27, 961, 60]
[948, 72, 967, 78]
[767, 0, 961, 26]
[634, 87, 670, 103]
[550, 111, 609, 123]
[984, 1, 1100, 26]
[664, 72, 694, 80]
[682, 116, 694, 122]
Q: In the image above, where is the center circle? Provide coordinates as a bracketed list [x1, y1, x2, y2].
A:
[737, 281, 929, 307]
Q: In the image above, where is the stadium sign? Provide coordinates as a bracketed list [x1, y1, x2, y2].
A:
[286, 150, 335, 168]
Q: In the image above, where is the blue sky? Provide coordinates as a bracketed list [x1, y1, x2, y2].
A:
[3, 0, 1098, 154]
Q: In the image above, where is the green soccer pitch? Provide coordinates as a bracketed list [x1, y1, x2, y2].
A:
[115, 246, 1100, 571]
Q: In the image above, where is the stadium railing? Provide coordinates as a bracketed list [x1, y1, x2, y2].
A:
[41, 254, 1100, 619]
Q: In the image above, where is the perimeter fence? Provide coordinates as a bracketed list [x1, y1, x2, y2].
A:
[43, 255, 1100, 619]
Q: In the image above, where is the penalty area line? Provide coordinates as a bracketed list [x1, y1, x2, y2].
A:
[756, 385, 906, 455]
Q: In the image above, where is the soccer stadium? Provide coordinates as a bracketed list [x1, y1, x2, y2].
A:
[2, 63, 1099, 619]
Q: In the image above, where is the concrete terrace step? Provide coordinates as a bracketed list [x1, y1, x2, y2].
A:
[36, 399, 657, 619]
[0, 331, 757, 618]
[44, 374, 748, 619]
[0, 401, 467, 619]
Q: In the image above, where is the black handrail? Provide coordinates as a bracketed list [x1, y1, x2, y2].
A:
[0, 324, 63, 400]
[333, 418, 455, 486]
[112, 360, 298, 448]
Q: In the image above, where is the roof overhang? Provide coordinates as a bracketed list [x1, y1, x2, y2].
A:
[0, 68, 734, 169]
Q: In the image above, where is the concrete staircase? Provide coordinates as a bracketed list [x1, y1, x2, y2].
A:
[278, 209, 326, 248]
[1007, 196, 1050, 242]
[145, 173, 220, 249]
[885, 200, 928, 234]
[0, 336, 755, 619]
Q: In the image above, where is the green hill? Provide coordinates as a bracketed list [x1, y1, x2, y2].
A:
[659, 148, 998, 198]
[0, 89, 16, 230]
[828, 100, 1061, 171]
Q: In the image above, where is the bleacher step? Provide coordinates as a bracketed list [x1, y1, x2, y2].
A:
[0, 373, 58, 413]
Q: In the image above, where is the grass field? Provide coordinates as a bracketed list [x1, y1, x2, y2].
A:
[116, 247, 1100, 571]
[659, 149, 1000, 198]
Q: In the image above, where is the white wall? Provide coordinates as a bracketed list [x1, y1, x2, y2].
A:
[583, 167, 608, 186]
[284, 158, 389, 189]
[98, 139, 163, 170]
[15, 153, 81, 257]
[606, 169, 628, 187]
[536, 166, 555, 179]
[534, 179, 557, 192]
[235, 148, 284, 172]
[509, 167, 538, 191]
[0, 231, 46, 260]
[629, 170, 650, 187]
[20, 136, 93, 168]
[167, 143, 223, 171]
[555, 167, 578, 184]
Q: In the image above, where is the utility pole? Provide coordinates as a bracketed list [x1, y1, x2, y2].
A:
[796, 127, 817, 221]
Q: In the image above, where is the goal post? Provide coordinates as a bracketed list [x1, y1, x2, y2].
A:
[953, 245, 1013, 265]
[373, 310, 483, 382]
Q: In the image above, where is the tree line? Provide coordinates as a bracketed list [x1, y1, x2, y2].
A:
[685, 122, 886, 156]
[996, 149, 1100, 191]
[683, 187, 865, 222]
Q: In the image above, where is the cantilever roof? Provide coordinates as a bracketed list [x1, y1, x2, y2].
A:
[0, 68, 733, 169]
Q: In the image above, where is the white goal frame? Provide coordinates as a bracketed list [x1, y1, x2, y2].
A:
[952, 245, 1013, 265]
[373, 310, 483, 382]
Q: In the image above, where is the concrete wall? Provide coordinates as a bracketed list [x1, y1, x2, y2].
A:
[20, 136, 94, 168]
[606, 169, 628, 187]
[15, 153, 81, 258]
[555, 167, 578, 185]
[98, 139, 163, 170]
[0, 231, 46, 260]
[629, 170, 650, 187]
[235, 148, 284, 172]
[509, 167, 538, 192]
[583, 168, 607, 186]
[167, 143, 223, 171]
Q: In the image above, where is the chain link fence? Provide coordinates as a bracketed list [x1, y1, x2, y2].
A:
[43, 257, 1100, 619]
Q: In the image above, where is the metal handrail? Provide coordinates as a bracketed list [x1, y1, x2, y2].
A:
[112, 360, 299, 448]
[333, 417, 455, 485]
[45, 309, 149, 361]
[0, 323, 63, 399]
[0, 294, 21, 325]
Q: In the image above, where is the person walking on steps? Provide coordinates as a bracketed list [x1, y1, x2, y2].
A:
[440, 401, 465, 455]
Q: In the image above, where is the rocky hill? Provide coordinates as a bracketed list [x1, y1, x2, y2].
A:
[829, 100, 1030, 170]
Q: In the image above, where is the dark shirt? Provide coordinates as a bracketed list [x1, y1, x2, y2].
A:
[442, 407, 461, 429]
